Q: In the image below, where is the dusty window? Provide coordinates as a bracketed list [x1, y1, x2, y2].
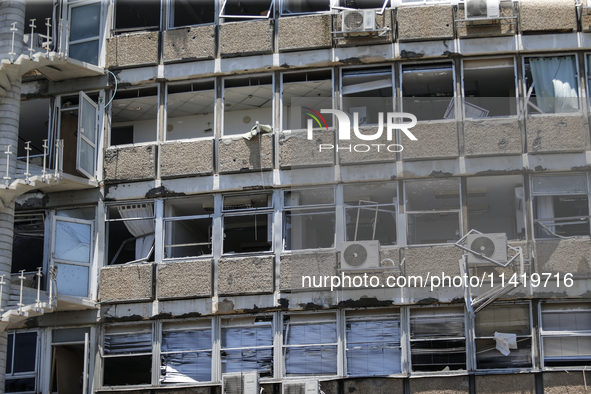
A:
[344, 182, 397, 245]
[103, 325, 153, 386]
[107, 203, 155, 265]
[540, 302, 591, 367]
[402, 63, 454, 121]
[114, 0, 160, 34]
[283, 313, 338, 376]
[111, 87, 158, 145]
[6, 332, 38, 393]
[221, 315, 274, 376]
[68, 1, 102, 65]
[531, 174, 590, 239]
[282, 70, 333, 131]
[51, 328, 91, 393]
[342, 67, 393, 126]
[164, 196, 213, 259]
[463, 58, 517, 118]
[475, 304, 532, 369]
[281, 0, 331, 15]
[166, 81, 215, 141]
[169, 0, 215, 27]
[346, 310, 401, 376]
[220, 0, 274, 20]
[524, 56, 580, 114]
[223, 76, 273, 136]
[405, 178, 461, 245]
[222, 193, 273, 254]
[409, 307, 466, 372]
[160, 321, 212, 384]
[284, 188, 336, 250]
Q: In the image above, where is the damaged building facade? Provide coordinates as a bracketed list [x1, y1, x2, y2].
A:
[2, 0, 591, 393]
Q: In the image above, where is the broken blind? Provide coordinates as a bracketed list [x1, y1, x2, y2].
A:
[161, 321, 212, 384]
[221, 316, 273, 376]
[541, 303, 591, 367]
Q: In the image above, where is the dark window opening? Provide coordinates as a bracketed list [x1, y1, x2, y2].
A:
[103, 356, 152, 386]
[221, 0, 273, 20]
[223, 214, 271, 254]
[340, 0, 388, 9]
[12, 214, 45, 275]
[402, 63, 454, 121]
[171, 0, 215, 27]
[114, 0, 160, 33]
[110, 126, 134, 146]
[282, 0, 331, 14]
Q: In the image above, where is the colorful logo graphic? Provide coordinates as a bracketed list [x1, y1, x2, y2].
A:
[303, 107, 329, 132]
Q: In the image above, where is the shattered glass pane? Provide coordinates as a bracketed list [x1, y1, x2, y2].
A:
[104, 332, 152, 355]
[160, 352, 211, 384]
[162, 329, 212, 352]
[222, 349, 273, 376]
[55, 220, 91, 263]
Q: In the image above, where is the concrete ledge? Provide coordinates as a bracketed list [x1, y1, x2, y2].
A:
[280, 251, 338, 291]
[162, 25, 216, 62]
[404, 245, 463, 282]
[344, 378, 404, 394]
[401, 121, 458, 160]
[335, 10, 393, 47]
[157, 260, 212, 299]
[475, 374, 535, 394]
[397, 5, 453, 42]
[160, 139, 214, 178]
[100, 264, 153, 303]
[534, 239, 591, 278]
[279, 130, 335, 168]
[543, 371, 591, 394]
[104, 145, 157, 182]
[219, 20, 273, 57]
[217, 255, 274, 295]
[107, 32, 159, 68]
[278, 14, 332, 52]
[339, 126, 398, 164]
[409, 376, 469, 394]
[526, 115, 586, 153]
[456, 3, 516, 38]
[463, 118, 522, 156]
[520, 0, 577, 33]
[218, 134, 273, 173]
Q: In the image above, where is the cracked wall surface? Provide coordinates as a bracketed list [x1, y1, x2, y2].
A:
[278, 15, 332, 51]
[100, 264, 153, 302]
[106, 32, 159, 68]
[464, 119, 522, 156]
[280, 251, 338, 291]
[409, 376, 470, 394]
[160, 140, 214, 178]
[335, 10, 393, 47]
[397, 5, 453, 41]
[526, 115, 586, 153]
[157, 260, 212, 299]
[475, 374, 535, 394]
[219, 20, 273, 57]
[456, 3, 516, 38]
[339, 126, 398, 164]
[520, 0, 577, 33]
[401, 121, 458, 160]
[218, 134, 273, 173]
[163, 25, 216, 62]
[217, 256, 274, 295]
[104, 145, 156, 182]
[279, 130, 335, 168]
[534, 239, 591, 278]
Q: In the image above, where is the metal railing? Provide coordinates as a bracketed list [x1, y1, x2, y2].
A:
[3, 139, 63, 187]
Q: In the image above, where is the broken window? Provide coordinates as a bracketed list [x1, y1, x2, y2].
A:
[223, 75, 273, 136]
[12, 213, 45, 286]
[164, 196, 213, 259]
[283, 313, 338, 376]
[282, 70, 333, 131]
[222, 193, 273, 254]
[405, 178, 462, 245]
[166, 81, 215, 141]
[339, 0, 391, 9]
[113, 0, 161, 34]
[344, 182, 397, 245]
[463, 58, 517, 118]
[284, 188, 336, 250]
[467, 175, 524, 240]
[107, 203, 155, 265]
[531, 174, 590, 239]
[221, 315, 274, 376]
[220, 0, 274, 20]
[475, 304, 532, 369]
[409, 307, 466, 372]
[402, 63, 455, 121]
[6, 331, 38, 393]
[160, 320, 212, 384]
[110, 87, 159, 145]
[68, 1, 102, 65]
[524, 56, 580, 114]
[18, 98, 50, 169]
[103, 324, 153, 386]
[51, 328, 90, 394]
[168, 0, 215, 28]
[281, 0, 331, 15]
[342, 66, 394, 126]
[540, 302, 591, 367]
[346, 310, 401, 376]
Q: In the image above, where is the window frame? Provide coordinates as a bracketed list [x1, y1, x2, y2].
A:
[66, 0, 105, 66]
[219, 0, 275, 21]
[279, 0, 334, 16]
[165, 0, 217, 29]
[111, 0, 162, 35]
[6, 330, 39, 394]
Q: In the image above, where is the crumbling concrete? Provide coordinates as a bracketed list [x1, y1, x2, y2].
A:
[534, 239, 591, 278]
[100, 264, 153, 302]
[279, 130, 335, 168]
[335, 10, 393, 47]
[520, 0, 577, 33]
[217, 256, 274, 295]
[475, 374, 535, 394]
[401, 121, 458, 160]
[409, 376, 470, 394]
[157, 260, 212, 299]
[280, 251, 338, 291]
[339, 126, 397, 164]
[404, 245, 463, 283]
[218, 134, 273, 173]
[526, 115, 586, 153]
[397, 5, 453, 42]
[162, 25, 216, 62]
[464, 118, 522, 156]
[583, 0, 591, 32]
[104, 145, 156, 182]
[160, 140, 214, 178]
[543, 371, 591, 394]
[344, 378, 404, 394]
[219, 20, 273, 57]
[106, 32, 159, 68]
[456, 2, 516, 38]
[278, 15, 332, 52]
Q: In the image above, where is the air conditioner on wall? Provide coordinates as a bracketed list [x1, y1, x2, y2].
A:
[341, 240, 380, 270]
[222, 372, 259, 394]
[466, 0, 500, 19]
[283, 380, 319, 394]
[342, 10, 376, 32]
[466, 233, 507, 264]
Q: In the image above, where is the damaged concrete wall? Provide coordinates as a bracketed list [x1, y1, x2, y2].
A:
[339, 127, 397, 165]
[217, 255, 274, 295]
[278, 15, 332, 52]
[279, 130, 335, 168]
[162, 25, 216, 62]
[218, 134, 273, 173]
[344, 378, 404, 394]
[160, 140, 214, 178]
[526, 115, 586, 153]
[401, 122, 458, 160]
[543, 371, 591, 394]
[475, 374, 535, 394]
[456, 2, 516, 38]
[520, 0, 577, 33]
[106, 32, 159, 68]
[404, 245, 463, 280]
[463, 119, 522, 156]
[104, 145, 156, 182]
[397, 5, 454, 42]
[100, 264, 153, 302]
[219, 20, 273, 57]
[409, 376, 470, 394]
[157, 260, 212, 299]
[279, 251, 338, 291]
[534, 239, 591, 278]
[335, 10, 393, 47]
[583, 0, 591, 31]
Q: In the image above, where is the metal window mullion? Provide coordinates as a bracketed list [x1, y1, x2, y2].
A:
[274, 312, 283, 379]
[337, 309, 345, 377]
[212, 315, 221, 382]
[221, 345, 274, 351]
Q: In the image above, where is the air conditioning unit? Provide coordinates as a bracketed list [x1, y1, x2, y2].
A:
[466, 0, 500, 19]
[466, 233, 507, 264]
[222, 372, 259, 394]
[283, 380, 319, 394]
[341, 240, 380, 270]
[342, 10, 376, 32]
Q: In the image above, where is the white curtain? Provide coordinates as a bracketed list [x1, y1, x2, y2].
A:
[536, 196, 555, 236]
[117, 204, 155, 261]
[530, 57, 578, 114]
